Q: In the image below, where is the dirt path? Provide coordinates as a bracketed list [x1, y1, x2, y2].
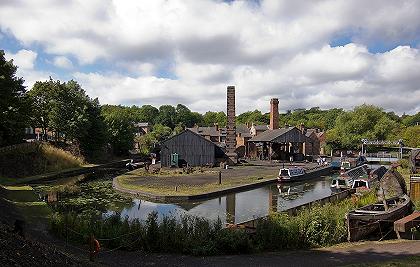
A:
[119, 162, 319, 187]
[93, 240, 420, 267]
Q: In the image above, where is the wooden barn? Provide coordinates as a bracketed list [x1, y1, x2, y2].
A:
[160, 129, 225, 167]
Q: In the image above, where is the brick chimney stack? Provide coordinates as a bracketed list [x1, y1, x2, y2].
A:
[226, 86, 237, 164]
[270, 98, 279, 130]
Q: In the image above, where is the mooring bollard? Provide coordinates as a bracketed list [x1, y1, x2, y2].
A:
[218, 171, 222, 184]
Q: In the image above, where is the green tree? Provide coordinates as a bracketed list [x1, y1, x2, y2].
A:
[47, 80, 90, 142]
[403, 126, 420, 148]
[402, 112, 420, 127]
[0, 50, 30, 146]
[155, 105, 176, 128]
[102, 106, 135, 155]
[134, 124, 173, 155]
[326, 104, 401, 149]
[137, 105, 159, 124]
[202, 111, 227, 127]
[237, 110, 267, 125]
[151, 124, 172, 141]
[28, 79, 55, 137]
[175, 104, 203, 127]
[29, 79, 107, 158]
[78, 98, 108, 160]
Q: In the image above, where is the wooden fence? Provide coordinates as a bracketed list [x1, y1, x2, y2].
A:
[410, 176, 420, 202]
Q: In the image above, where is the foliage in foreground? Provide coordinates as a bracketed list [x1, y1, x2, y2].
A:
[51, 191, 377, 255]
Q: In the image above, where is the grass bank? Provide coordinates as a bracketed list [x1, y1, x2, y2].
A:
[0, 142, 84, 182]
[116, 174, 275, 196]
[51, 191, 377, 255]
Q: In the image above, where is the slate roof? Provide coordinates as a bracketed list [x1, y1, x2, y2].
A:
[252, 125, 269, 131]
[161, 129, 217, 147]
[236, 124, 252, 138]
[305, 129, 317, 137]
[249, 127, 307, 143]
[187, 126, 226, 137]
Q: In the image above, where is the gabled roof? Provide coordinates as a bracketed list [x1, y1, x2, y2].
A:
[236, 124, 252, 138]
[305, 129, 317, 137]
[236, 124, 250, 134]
[249, 126, 308, 143]
[252, 124, 269, 131]
[161, 129, 217, 147]
[187, 126, 226, 137]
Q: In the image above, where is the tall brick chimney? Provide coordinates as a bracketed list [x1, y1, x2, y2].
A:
[226, 86, 237, 164]
[270, 98, 279, 130]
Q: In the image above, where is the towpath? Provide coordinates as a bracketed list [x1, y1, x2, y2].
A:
[95, 240, 420, 266]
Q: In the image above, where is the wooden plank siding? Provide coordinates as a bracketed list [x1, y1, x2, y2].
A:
[161, 130, 217, 167]
[410, 176, 420, 202]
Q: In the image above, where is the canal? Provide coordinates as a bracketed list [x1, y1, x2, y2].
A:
[32, 167, 338, 225]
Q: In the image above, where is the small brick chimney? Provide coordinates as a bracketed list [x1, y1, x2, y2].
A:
[270, 98, 279, 130]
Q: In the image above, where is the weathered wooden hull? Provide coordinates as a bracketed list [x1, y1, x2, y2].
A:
[347, 194, 411, 242]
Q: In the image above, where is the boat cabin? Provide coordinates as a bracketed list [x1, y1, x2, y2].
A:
[331, 178, 350, 189]
[341, 161, 351, 171]
[279, 167, 305, 178]
[352, 179, 370, 190]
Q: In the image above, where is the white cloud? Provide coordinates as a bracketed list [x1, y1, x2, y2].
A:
[5, 49, 37, 70]
[4, 49, 51, 88]
[52, 56, 73, 69]
[0, 0, 419, 114]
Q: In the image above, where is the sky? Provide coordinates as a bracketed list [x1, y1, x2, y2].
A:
[1, 0, 419, 115]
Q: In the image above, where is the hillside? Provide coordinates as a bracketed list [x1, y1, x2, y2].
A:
[0, 142, 83, 179]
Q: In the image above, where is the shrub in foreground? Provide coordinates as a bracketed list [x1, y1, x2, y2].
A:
[51, 191, 377, 255]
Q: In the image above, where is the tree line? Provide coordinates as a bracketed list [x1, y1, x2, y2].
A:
[1, 50, 419, 161]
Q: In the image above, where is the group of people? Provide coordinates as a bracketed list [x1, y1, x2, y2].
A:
[316, 157, 327, 165]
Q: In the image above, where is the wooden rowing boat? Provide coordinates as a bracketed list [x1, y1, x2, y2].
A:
[346, 194, 411, 242]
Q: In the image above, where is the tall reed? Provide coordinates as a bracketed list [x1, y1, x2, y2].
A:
[51, 191, 377, 255]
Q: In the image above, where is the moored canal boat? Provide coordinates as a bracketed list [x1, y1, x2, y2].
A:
[278, 167, 305, 182]
[278, 164, 333, 183]
[331, 177, 351, 190]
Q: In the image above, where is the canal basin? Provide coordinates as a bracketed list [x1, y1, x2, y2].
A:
[32, 167, 338, 225]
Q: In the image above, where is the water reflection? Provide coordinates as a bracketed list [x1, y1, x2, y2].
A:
[34, 168, 337, 225]
[118, 175, 336, 224]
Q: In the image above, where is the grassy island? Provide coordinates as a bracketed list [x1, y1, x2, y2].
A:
[114, 165, 281, 197]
